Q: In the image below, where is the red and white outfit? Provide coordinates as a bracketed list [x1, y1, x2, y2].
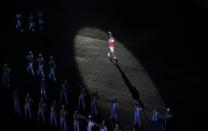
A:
[107, 37, 117, 59]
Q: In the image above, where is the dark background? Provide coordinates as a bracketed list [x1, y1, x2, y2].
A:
[0, 0, 200, 131]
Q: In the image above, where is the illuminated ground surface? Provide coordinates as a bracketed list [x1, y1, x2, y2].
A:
[75, 28, 165, 130]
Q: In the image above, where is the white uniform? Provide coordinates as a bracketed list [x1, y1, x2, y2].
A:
[48, 57, 56, 81]
[28, 14, 35, 32]
[91, 95, 98, 115]
[26, 52, 34, 75]
[16, 13, 24, 32]
[152, 110, 159, 122]
[87, 121, 95, 131]
[111, 102, 118, 120]
[37, 11, 44, 30]
[78, 92, 86, 110]
[100, 126, 108, 131]
[36, 55, 44, 79]
[133, 105, 142, 128]
[1, 64, 11, 87]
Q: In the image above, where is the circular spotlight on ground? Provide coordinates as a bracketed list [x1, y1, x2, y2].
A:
[74, 27, 165, 130]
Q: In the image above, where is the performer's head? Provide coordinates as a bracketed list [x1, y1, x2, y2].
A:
[101, 120, 106, 126]
[88, 115, 92, 119]
[26, 93, 30, 97]
[28, 50, 32, 54]
[108, 31, 112, 37]
[64, 80, 68, 84]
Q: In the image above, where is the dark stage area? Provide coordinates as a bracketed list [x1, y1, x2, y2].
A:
[0, 0, 198, 131]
